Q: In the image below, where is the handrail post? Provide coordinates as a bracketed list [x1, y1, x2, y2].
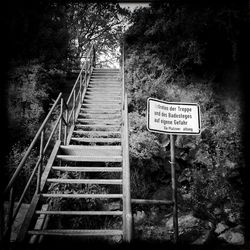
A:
[64, 106, 68, 145]
[59, 98, 63, 141]
[37, 130, 44, 194]
[1, 43, 96, 245]
[84, 61, 88, 86]
[92, 45, 96, 68]
[0, 200, 4, 242]
[122, 94, 132, 243]
[6, 187, 14, 244]
[170, 134, 178, 243]
[122, 41, 132, 242]
[3, 93, 62, 196]
[122, 42, 125, 108]
[73, 90, 76, 124]
[79, 73, 82, 103]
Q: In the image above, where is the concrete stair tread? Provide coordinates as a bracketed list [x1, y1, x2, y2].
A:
[85, 93, 121, 97]
[80, 108, 121, 112]
[70, 138, 121, 143]
[35, 211, 123, 215]
[46, 178, 122, 185]
[56, 155, 122, 162]
[59, 145, 122, 156]
[82, 103, 121, 106]
[84, 98, 121, 101]
[52, 166, 122, 172]
[76, 119, 121, 125]
[41, 193, 123, 198]
[73, 131, 121, 137]
[75, 124, 121, 130]
[82, 101, 121, 104]
[86, 90, 121, 94]
[28, 229, 123, 236]
[78, 113, 121, 118]
[77, 117, 121, 121]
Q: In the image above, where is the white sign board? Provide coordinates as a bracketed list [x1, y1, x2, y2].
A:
[147, 98, 201, 135]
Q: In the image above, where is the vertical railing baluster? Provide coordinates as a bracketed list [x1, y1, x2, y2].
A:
[6, 187, 14, 243]
[64, 105, 68, 145]
[122, 42, 132, 242]
[73, 90, 76, 124]
[0, 200, 4, 242]
[84, 63, 87, 87]
[37, 130, 44, 194]
[79, 73, 82, 103]
[92, 45, 96, 68]
[1, 93, 63, 245]
[86, 67, 88, 88]
[59, 98, 63, 141]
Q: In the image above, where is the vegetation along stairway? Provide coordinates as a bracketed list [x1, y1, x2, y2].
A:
[1, 44, 132, 245]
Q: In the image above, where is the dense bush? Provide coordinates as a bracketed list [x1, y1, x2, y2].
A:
[4, 62, 66, 195]
[124, 2, 245, 223]
[4, 142, 38, 201]
[7, 63, 51, 143]
[129, 112, 163, 198]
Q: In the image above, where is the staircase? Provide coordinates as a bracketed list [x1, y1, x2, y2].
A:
[1, 45, 132, 246]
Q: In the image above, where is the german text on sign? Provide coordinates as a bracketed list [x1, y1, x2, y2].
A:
[147, 98, 201, 135]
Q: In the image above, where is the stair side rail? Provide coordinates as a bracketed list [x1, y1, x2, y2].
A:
[0, 92, 68, 244]
[121, 42, 132, 242]
[0, 42, 96, 245]
[65, 43, 96, 144]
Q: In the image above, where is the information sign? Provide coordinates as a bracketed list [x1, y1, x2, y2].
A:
[147, 98, 201, 135]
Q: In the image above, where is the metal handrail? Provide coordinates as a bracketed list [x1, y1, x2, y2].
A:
[1, 43, 96, 243]
[1, 92, 64, 243]
[66, 43, 94, 106]
[3, 92, 62, 195]
[65, 43, 95, 144]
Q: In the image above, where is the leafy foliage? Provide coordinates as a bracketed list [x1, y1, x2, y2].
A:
[124, 1, 245, 224]
[6, 1, 70, 68]
[7, 63, 51, 143]
[4, 142, 38, 201]
[2, 1, 247, 234]
[125, 1, 247, 75]
[65, 2, 130, 68]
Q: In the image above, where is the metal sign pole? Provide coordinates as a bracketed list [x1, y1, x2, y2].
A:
[147, 98, 200, 243]
[170, 134, 178, 243]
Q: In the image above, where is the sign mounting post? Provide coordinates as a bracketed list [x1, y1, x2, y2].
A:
[170, 134, 178, 242]
[147, 98, 201, 243]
